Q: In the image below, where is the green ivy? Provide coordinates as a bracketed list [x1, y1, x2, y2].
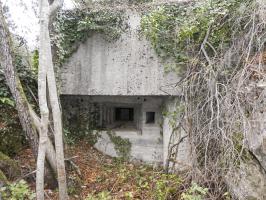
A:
[140, 0, 251, 72]
[107, 131, 131, 160]
[62, 101, 101, 145]
[53, 9, 125, 66]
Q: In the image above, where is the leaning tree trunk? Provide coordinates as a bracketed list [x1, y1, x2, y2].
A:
[47, 47, 68, 200]
[39, 0, 68, 199]
[0, 0, 57, 183]
[0, 4, 38, 157]
[0, 1, 67, 199]
[36, 0, 50, 199]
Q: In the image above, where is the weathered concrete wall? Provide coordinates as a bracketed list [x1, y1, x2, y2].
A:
[62, 95, 192, 167]
[59, 8, 187, 166]
[95, 96, 164, 163]
[163, 98, 192, 171]
[61, 95, 165, 164]
[95, 130, 163, 164]
[92, 96, 176, 164]
[60, 11, 179, 96]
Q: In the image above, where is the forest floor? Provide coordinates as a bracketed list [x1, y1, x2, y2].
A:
[16, 141, 184, 200]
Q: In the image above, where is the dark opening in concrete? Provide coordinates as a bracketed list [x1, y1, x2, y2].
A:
[115, 107, 134, 121]
[146, 112, 155, 124]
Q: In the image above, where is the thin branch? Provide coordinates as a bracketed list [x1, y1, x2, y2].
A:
[200, 25, 212, 65]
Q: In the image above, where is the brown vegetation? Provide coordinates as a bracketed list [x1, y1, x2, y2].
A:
[16, 141, 183, 199]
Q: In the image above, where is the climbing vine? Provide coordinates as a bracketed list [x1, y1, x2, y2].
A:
[142, 0, 266, 198]
[53, 9, 125, 66]
[141, 0, 246, 72]
[107, 131, 132, 160]
[61, 98, 101, 145]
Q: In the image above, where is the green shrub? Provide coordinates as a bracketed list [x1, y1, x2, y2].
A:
[0, 169, 7, 185]
[181, 182, 208, 200]
[86, 191, 112, 200]
[153, 174, 181, 200]
[0, 180, 35, 200]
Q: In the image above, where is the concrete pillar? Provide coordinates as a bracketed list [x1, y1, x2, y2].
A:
[163, 97, 192, 170]
[110, 107, 113, 124]
[107, 107, 109, 124]
[99, 103, 103, 127]
[163, 101, 173, 167]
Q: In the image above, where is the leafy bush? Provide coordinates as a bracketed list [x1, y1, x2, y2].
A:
[86, 191, 112, 200]
[153, 174, 181, 200]
[0, 180, 35, 200]
[181, 182, 208, 200]
[0, 170, 7, 185]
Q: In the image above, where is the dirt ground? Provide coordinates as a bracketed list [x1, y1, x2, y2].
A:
[16, 141, 183, 200]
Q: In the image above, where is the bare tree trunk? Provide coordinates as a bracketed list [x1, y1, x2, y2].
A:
[1, 1, 67, 199]
[39, 0, 68, 199]
[36, 125, 48, 200]
[47, 56, 68, 199]
[36, 1, 51, 199]
[0, 2, 39, 157]
[0, 0, 57, 189]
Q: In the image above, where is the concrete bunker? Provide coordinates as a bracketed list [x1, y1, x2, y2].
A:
[61, 95, 166, 164]
[60, 9, 191, 167]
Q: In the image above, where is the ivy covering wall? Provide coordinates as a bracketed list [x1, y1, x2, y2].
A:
[53, 9, 125, 66]
[140, 0, 266, 198]
[140, 0, 248, 72]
